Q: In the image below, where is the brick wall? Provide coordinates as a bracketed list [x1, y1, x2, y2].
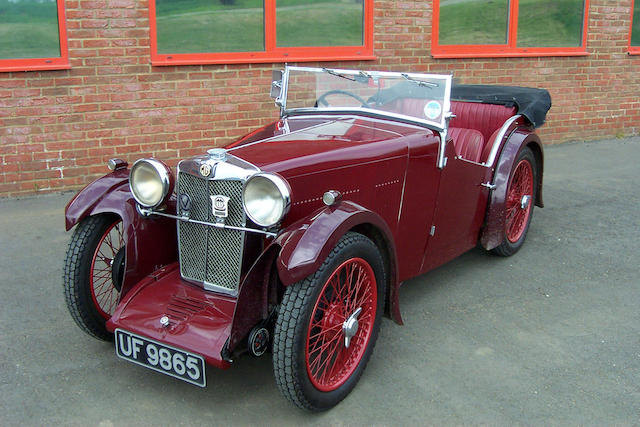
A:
[1, 0, 639, 197]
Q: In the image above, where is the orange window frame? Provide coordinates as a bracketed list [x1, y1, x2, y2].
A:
[0, 0, 70, 72]
[149, 0, 375, 66]
[630, 0, 640, 54]
[431, 0, 590, 58]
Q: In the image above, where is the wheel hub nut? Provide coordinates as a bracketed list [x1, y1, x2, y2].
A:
[343, 307, 362, 348]
[521, 194, 531, 209]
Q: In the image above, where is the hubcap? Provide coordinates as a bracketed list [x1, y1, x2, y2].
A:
[342, 307, 362, 349]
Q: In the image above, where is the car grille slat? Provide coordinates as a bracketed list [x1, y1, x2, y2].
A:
[177, 172, 245, 293]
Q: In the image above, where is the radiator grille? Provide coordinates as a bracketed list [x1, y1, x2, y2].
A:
[177, 172, 245, 293]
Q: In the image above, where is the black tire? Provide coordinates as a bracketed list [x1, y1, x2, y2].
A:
[63, 215, 125, 341]
[273, 232, 385, 411]
[491, 146, 538, 257]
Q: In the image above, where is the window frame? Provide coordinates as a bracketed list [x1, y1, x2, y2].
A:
[149, 0, 375, 66]
[431, 0, 590, 58]
[0, 0, 70, 72]
[630, 0, 640, 55]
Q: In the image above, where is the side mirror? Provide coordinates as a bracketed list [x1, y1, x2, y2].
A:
[270, 70, 283, 102]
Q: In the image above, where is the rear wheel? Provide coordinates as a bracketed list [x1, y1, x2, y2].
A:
[63, 215, 125, 340]
[492, 146, 537, 257]
[273, 232, 385, 411]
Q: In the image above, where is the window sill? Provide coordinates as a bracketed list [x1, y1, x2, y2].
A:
[151, 47, 376, 66]
[432, 49, 590, 59]
[0, 59, 71, 73]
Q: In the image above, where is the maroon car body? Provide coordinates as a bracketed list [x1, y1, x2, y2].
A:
[63, 67, 550, 410]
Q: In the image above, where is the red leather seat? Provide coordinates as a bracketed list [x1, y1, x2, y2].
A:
[448, 128, 484, 163]
[450, 101, 516, 142]
[377, 98, 516, 163]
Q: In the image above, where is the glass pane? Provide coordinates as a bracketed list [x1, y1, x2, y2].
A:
[156, 0, 264, 54]
[277, 0, 364, 47]
[518, 0, 584, 47]
[632, 0, 640, 46]
[285, 67, 451, 130]
[438, 0, 509, 45]
[0, 0, 61, 59]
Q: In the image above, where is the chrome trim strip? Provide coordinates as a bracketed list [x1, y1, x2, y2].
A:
[485, 115, 522, 167]
[437, 129, 448, 169]
[140, 208, 278, 238]
[286, 107, 446, 132]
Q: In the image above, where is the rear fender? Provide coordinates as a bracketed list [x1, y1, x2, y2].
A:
[480, 129, 544, 250]
[64, 172, 177, 296]
[276, 201, 402, 324]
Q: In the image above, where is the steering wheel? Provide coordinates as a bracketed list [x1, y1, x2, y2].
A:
[315, 90, 369, 108]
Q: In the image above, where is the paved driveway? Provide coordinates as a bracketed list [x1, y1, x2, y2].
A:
[1, 137, 639, 425]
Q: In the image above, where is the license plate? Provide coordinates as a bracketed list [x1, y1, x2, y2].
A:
[115, 329, 206, 387]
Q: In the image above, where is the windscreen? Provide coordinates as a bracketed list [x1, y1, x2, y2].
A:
[283, 67, 452, 130]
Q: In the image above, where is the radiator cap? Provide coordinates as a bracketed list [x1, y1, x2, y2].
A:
[207, 148, 227, 161]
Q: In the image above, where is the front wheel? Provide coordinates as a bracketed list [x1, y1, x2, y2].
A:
[273, 232, 385, 411]
[492, 146, 538, 257]
[63, 215, 125, 341]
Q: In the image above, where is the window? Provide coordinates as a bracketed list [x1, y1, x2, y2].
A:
[630, 0, 640, 54]
[432, 0, 590, 58]
[150, 0, 374, 66]
[0, 0, 69, 72]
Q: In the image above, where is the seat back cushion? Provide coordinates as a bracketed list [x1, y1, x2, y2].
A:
[450, 101, 516, 142]
[448, 128, 484, 163]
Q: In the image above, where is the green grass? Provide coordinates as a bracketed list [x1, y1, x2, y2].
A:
[439, 0, 509, 45]
[277, 1, 363, 47]
[156, 0, 264, 53]
[632, 4, 640, 46]
[0, 0, 60, 59]
[439, 0, 585, 47]
[155, 0, 363, 54]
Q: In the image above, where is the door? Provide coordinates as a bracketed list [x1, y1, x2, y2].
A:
[421, 139, 491, 273]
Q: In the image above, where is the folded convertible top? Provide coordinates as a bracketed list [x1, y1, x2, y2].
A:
[451, 85, 552, 128]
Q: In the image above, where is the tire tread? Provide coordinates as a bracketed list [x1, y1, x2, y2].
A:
[273, 232, 383, 411]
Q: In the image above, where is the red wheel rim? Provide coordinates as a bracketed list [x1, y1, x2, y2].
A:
[90, 221, 124, 319]
[305, 258, 377, 392]
[505, 159, 534, 243]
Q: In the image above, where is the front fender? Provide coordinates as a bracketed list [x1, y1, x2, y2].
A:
[65, 169, 130, 231]
[275, 201, 402, 324]
[480, 129, 544, 250]
[64, 172, 177, 296]
[276, 201, 395, 285]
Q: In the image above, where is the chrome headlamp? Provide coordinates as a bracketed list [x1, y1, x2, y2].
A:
[129, 158, 174, 208]
[242, 173, 291, 227]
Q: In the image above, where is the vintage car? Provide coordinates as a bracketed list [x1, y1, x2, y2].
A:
[63, 66, 551, 411]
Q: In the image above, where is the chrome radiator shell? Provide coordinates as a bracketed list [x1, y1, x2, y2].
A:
[176, 155, 259, 294]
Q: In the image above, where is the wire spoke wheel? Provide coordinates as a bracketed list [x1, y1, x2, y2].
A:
[63, 215, 125, 341]
[505, 158, 533, 243]
[491, 146, 538, 257]
[273, 232, 385, 411]
[306, 258, 377, 392]
[90, 220, 124, 319]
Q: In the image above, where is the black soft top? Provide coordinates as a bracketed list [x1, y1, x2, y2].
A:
[451, 84, 552, 128]
[371, 82, 552, 128]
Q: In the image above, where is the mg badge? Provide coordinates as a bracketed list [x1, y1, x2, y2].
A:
[199, 163, 212, 177]
[211, 195, 229, 218]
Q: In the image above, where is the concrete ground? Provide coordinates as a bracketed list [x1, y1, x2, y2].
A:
[1, 137, 639, 426]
